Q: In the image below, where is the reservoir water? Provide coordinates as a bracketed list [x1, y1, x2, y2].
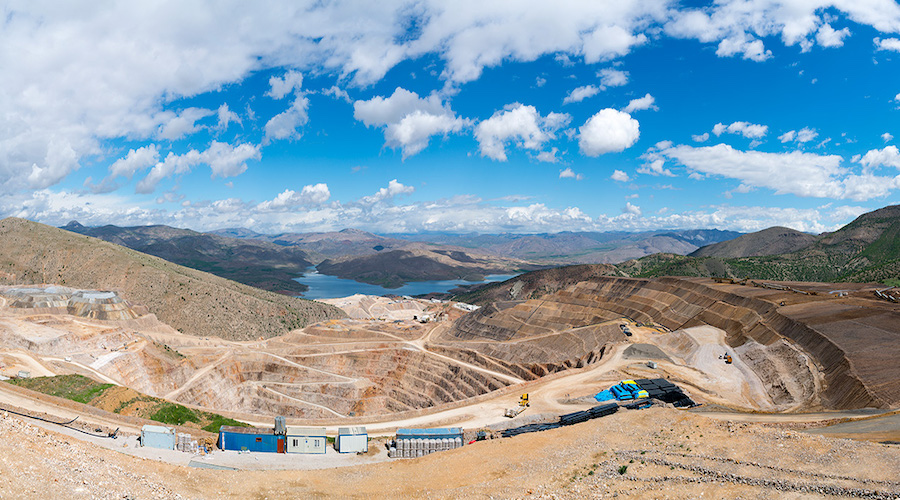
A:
[294, 269, 519, 300]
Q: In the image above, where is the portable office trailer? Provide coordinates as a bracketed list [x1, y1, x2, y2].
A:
[141, 425, 176, 450]
[218, 426, 285, 453]
[286, 427, 327, 454]
[336, 427, 368, 453]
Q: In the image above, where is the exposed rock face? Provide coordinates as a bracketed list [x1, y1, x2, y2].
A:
[448, 276, 900, 410]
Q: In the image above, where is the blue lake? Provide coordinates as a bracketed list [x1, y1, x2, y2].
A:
[294, 269, 519, 300]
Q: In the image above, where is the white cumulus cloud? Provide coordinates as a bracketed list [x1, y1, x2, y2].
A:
[354, 88, 468, 158]
[563, 85, 601, 104]
[257, 184, 331, 210]
[875, 37, 900, 52]
[135, 141, 259, 194]
[361, 179, 415, 205]
[816, 24, 850, 48]
[559, 167, 583, 180]
[475, 103, 570, 161]
[623, 93, 657, 113]
[622, 202, 642, 216]
[611, 170, 630, 182]
[712, 121, 768, 139]
[661, 143, 900, 201]
[598, 68, 630, 87]
[578, 109, 640, 156]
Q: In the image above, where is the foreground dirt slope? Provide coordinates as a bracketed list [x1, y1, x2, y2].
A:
[0, 218, 345, 340]
[1, 407, 898, 499]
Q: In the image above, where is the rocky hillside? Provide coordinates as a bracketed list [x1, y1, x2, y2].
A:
[689, 226, 818, 258]
[62, 222, 314, 295]
[622, 204, 900, 284]
[452, 263, 625, 306]
[0, 218, 344, 340]
[211, 227, 409, 262]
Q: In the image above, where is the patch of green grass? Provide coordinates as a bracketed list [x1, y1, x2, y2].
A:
[149, 402, 199, 426]
[6, 374, 113, 404]
[617, 465, 628, 475]
[199, 413, 250, 433]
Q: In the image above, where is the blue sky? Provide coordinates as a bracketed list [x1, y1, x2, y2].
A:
[4, 1, 900, 234]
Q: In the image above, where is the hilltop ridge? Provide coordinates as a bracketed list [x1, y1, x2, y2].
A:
[0, 218, 344, 340]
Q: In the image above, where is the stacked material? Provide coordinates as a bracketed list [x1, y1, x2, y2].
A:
[633, 378, 697, 408]
[609, 380, 649, 401]
[501, 403, 619, 438]
[176, 433, 198, 453]
[389, 428, 464, 458]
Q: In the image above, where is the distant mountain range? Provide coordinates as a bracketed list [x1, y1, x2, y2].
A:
[386, 229, 742, 264]
[621, 205, 900, 284]
[51, 204, 900, 298]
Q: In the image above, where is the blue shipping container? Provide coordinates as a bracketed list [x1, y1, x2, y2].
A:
[218, 426, 285, 453]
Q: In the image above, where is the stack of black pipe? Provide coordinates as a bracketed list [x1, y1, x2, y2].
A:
[500, 403, 620, 438]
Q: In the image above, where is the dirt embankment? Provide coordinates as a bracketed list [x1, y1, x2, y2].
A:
[2, 406, 899, 499]
[0, 217, 346, 340]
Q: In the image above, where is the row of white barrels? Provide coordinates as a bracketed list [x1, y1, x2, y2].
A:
[177, 432, 198, 453]
[388, 437, 463, 458]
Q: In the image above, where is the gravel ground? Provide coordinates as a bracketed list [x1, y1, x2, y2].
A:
[1, 406, 899, 499]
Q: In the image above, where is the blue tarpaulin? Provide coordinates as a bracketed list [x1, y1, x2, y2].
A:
[594, 389, 614, 402]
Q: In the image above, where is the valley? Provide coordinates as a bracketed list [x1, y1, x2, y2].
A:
[0, 213, 899, 498]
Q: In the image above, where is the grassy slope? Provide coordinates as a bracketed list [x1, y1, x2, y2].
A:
[0, 218, 345, 340]
[6, 375, 248, 433]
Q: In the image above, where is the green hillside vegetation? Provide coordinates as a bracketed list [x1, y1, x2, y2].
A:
[7, 374, 113, 404]
[622, 205, 900, 284]
[6, 375, 248, 433]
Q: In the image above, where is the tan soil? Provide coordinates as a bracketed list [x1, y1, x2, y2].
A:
[1, 406, 898, 499]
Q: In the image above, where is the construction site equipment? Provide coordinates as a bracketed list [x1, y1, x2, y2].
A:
[610, 380, 649, 401]
[519, 393, 529, 407]
[724, 354, 733, 364]
[504, 406, 526, 418]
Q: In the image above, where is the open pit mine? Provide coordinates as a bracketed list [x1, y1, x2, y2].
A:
[1, 274, 897, 429]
